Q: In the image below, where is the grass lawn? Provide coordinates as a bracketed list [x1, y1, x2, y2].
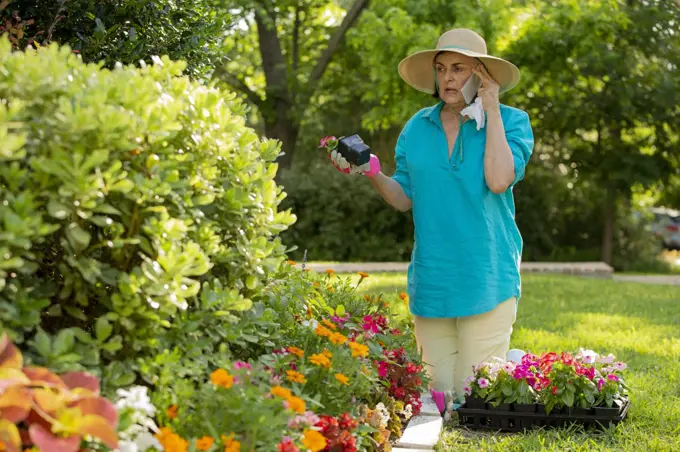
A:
[349, 272, 680, 451]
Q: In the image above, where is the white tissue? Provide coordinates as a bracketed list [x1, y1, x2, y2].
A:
[461, 97, 485, 130]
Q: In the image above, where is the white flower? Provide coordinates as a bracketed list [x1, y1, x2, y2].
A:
[115, 386, 156, 416]
[302, 319, 319, 330]
[375, 402, 391, 428]
[400, 403, 413, 420]
[576, 348, 600, 364]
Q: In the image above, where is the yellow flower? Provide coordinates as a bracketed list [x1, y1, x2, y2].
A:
[309, 353, 331, 369]
[348, 342, 369, 358]
[302, 429, 327, 452]
[361, 365, 371, 375]
[196, 436, 215, 451]
[322, 319, 337, 330]
[271, 385, 293, 399]
[322, 349, 332, 358]
[325, 269, 336, 277]
[155, 427, 189, 452]
[288, 346, 304, 358]
[329, 332, 348, 345]
[364, 294, 372, 302]
[327, 286, 335, 293]
[314, 324, 333, 338]
[286, 370, 307, 384]
[358, 271, 369, 278]
[210, 369, 234, 389]
[221, 434, 241, 452]
[166, 404, 178, 420]
[286, 395, 306, 414]
[335, 373, 350, 386]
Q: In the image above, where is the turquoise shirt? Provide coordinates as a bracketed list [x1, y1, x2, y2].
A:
[392, 101, 534, 318]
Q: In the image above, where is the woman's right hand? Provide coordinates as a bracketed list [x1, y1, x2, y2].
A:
[329, 150, 381, 178]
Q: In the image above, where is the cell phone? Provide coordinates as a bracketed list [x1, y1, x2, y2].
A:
[461, 74, 481, 105]
[337, 134, 371, 166]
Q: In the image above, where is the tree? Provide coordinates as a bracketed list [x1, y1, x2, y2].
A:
[218, 0, 369, 169]
[0, 0, 234, 79]
[503, 0, 680, 264]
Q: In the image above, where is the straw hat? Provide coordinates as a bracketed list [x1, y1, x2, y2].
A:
[398, 28, 520, 95]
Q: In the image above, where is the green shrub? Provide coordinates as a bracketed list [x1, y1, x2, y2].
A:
[280, 162, 414, 262]
[0, 38, 295, 387]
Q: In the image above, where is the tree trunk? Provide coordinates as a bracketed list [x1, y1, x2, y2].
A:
[265, 112, 299, 172]
[601, 185, 617, 265]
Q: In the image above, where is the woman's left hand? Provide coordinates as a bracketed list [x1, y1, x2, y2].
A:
[472, 64, 500, 113]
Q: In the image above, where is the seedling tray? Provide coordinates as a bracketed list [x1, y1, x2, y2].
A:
[458, 400, 630, 432]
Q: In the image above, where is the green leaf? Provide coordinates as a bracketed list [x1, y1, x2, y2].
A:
[33, 329, 51, 357]
[53, 329, 75, 355]
[47, 199, 70, 219]
[66, 223, 91, 248]
[335, 305, 346, 316]
[101, 335, 123, 353]
[562, 390, 575, 407]
[93, 204, 122, 216]
[64, 306, 88, 321]
[95, 317, 113, 342]
[110, 179, 135, 193]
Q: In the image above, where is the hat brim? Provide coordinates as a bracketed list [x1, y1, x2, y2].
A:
[398, 48, 521, 95]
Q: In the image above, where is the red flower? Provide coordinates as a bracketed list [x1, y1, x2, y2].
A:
[405, 362, 421, 374]
[338, 412, 358, 431]
[377, 361, 389, 377]
[277, 437, 299, 452]
[551, 385, 558, 395]
[390, 328, 402, 336]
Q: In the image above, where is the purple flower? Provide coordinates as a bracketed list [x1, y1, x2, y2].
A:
[330, 313, 351, 326]
[477, 378, 490, 389]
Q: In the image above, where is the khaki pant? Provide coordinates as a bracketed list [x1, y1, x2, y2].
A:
[413, 297, 517, 399]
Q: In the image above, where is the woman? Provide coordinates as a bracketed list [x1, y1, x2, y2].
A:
[329, 28, 533, 417]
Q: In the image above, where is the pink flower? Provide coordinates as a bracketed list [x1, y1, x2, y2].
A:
[377, 361, 389, 377]
[233, 361, 252, 370]
[463, 386, 472, 396]
[599, 353, 616, 364]
[613, 362, 627, 371]
[465, 375, 476, 384]
[597, 378, 606, 391]
[318, 135, 337, 148]
[607, 374, 619, 382]
[477, 378, 490, 389]
[503, 362, 516, 374]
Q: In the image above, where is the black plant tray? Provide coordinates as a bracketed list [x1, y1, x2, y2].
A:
[458, 400, 630, 432]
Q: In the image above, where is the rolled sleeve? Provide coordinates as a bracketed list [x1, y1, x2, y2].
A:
[505, 109, 534, 186]
[391, 129, 412, 200]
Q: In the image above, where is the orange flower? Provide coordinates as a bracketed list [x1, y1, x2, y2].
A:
[399, 292, 409, 304]
[314, 324, 333, 338]
[364, 294, 372, 302]
[155, 427, 189, 452]
[329, 332, 348, 345]
[271, 385, 293, 399]
[196, 436, 215, 451]
[348, 342, 369, 358]
[286, 260, 296, 265]
[335, 373, 350, 386]
[288, 346, 304, 358]
[322, 349, 332, 358]
[221, 434, 241, 452]
[286, 370, 307, 384]
[358, 271, 369, 278]
[313, 281, 320, 287]
[321, 319, 337, 330]
[327, 286, 335, 293]
[302, 429, 327, 452]
[309, 353, 331, 369]
[210, 369, 234, 389]
[286, 395, 306, 414]
[166, 404, 178, 420]
[325, 269, 336, 277]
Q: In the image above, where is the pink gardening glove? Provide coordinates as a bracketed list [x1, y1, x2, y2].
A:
[329, 150, 381, 178]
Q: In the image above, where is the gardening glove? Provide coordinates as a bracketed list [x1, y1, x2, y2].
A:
[329, 150, 381, 178]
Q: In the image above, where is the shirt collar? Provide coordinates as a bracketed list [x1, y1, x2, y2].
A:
[422, 101, 445, 127]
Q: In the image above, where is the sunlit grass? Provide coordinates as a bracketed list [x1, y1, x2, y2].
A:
[348, 272, 680, 451]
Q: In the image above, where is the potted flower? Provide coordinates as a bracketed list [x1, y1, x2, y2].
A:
[593, 372, 628, 416]
[463, 363, 494, 409]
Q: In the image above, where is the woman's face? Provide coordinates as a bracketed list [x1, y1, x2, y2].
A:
[434, 52, 477, 105]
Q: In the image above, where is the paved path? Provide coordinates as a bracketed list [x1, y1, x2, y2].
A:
[301, 261, 680, 285]
[301, 261, 615, 277]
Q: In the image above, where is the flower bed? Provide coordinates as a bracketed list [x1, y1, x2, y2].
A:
[459, 349, 630, 431]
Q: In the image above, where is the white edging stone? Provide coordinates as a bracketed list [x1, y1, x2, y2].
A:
[395, 414, 443, 449]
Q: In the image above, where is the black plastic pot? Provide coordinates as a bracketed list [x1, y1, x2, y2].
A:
[593, 405, 620, 416]
[464, 395, 487, 409]
[514, 403, 537, 413]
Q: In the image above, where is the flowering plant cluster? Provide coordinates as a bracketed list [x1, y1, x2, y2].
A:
[0, 334, 119, 452]
[131, 269, 428, 452]
[465, 349, 629, 414]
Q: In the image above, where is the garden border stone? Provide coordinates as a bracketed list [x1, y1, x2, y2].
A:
[393, 392, 443, 450]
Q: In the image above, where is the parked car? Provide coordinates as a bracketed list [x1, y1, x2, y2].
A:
[651, 207, 680, 250]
